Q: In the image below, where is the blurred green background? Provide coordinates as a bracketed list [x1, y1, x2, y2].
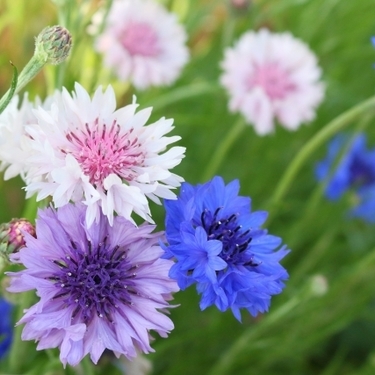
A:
[1, 0, 375, 374]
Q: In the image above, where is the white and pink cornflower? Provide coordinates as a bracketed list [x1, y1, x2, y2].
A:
[7, 203, 179, 367]
[95, 0, 189, 90]
[220, 28, 325, 135]
[23, 83, 185, 227]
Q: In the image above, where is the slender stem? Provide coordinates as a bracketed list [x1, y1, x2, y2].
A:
[208, 245, 375, 375]
[143, 82, 219, 112]
[88, 0, 114, 93]
[8, 291, 35, 373]
[21, 196, 39, 222]
[201, 117, 246, 181]
[81, 356, 96, 375]
[269, 95, 375, 209]
[207, 295, 300, 375]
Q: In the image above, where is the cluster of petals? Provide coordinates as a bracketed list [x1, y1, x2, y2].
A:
[21, 83, 185, 227]
[162, 176, 289, 321]
[7, 203, 178, 367]
[0, 94, 45, 184]
[220, 28, 325, 135]
[315, 132, 375, 222]
[95, 0, 189, 90]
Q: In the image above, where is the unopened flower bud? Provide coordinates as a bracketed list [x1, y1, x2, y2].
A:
[0, 218, 35, 257]
[309, 275, 328, 296]
[0, 25, 73, 113]
[35, 25, 72, 65]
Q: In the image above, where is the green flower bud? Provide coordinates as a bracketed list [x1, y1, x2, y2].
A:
[34, 25, 72, 65]
[0, 25, 73, 113]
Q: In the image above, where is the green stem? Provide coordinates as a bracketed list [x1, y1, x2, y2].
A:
[8, 291, 35, 373]
[201, 117, 246, 181]
[269, 95, 375, 209]
[21, 196, 39, 222]
[0, 54, 46, 110]
[143, 82, 219, 112]
[81, 355, 96, 375]
[207, 295, 300, 375]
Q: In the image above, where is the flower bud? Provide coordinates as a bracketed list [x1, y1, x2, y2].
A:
[0, 218, 35, 257]
[309, 275, 328, 296]
[34, 25, 72, 65]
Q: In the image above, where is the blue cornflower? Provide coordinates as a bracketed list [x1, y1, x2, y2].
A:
[0, 298, 13, 359]
[315, 132, 375, 222]
[163, 176, 289, 321]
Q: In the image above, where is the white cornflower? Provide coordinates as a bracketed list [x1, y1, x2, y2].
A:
[24, 83, 185, 226]
[0, 94, 41, 183]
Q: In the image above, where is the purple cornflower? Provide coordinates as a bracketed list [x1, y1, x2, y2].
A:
[7, 203, 178, 367]
[162, 176, 289, 321]
[315, 132, 375, 222]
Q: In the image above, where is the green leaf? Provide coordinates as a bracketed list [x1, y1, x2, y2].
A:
[0, 61, 18, 114]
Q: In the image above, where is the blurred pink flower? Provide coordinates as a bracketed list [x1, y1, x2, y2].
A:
[95, 0, 189, 90]
[220, 29, 324, 135]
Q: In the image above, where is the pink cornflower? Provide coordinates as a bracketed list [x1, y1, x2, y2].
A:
[23, 83, 185, 227]
[95, 0, 189, 90]
[220, 28, 324, 135]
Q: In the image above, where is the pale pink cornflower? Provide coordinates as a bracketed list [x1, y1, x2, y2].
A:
[23, 83, 185, 227]
[220, 28, 324, 135]
[95, 0, 189, 90]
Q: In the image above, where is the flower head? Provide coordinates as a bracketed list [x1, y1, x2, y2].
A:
[35, 25, 72, 65]
[315, 132, 375, 222]
[162, 176, 289, 321]
[220, 28, 324, 135]
[0, 218, 35, 255]
[7, 203, 178, 367]
[95, 0, 189, 90]
[23, 83, 185, 226]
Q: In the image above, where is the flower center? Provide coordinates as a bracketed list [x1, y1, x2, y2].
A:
[66, 120, 144, 186]
[50, 236, 138, 324]
[200, 207, 257, 267]
[248, 63, 296, 100]
[121, 21, 160, 57]
[349, 155, 375, 187]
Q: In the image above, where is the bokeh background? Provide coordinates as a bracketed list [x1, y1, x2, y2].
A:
[1, 0, 375, 374]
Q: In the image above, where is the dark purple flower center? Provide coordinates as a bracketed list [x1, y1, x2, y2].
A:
[200, 207, 258, 267]
[349, 155, 375, 187]
[50, 236, 138, 324]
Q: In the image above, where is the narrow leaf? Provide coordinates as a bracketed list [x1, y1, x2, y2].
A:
[0, 61, 18, 114]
